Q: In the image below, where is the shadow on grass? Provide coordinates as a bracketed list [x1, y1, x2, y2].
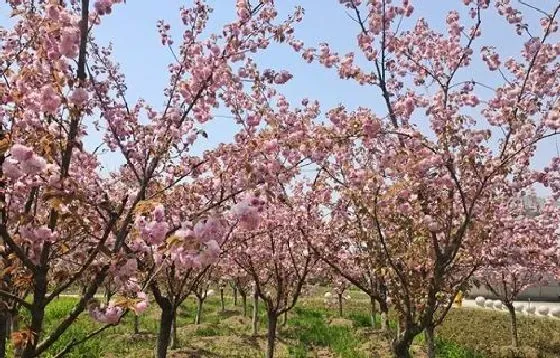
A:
[169, 347, 222, 357]
[217, 308, 240, 319]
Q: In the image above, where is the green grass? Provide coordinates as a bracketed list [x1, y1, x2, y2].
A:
[436, 340, 486, 358]
[348, 311, 375, 328]
[436, 308, 560, 358]
[285, 306, 366, 358]
[193, 325, 221, 337]
[415, 333, 485, 358]
[7, 292, 558, 358]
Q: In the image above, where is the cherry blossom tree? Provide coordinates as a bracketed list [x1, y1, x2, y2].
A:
[0, 1, 137, 356]
[216, 257, 252, 316]
[293, 1, 560, 357]
[230, 267, 253, 317]
[131, 116, 314, 358]
[192, 267, 214, 325]
[134, 202, 229, 356]
[476, 194, 560, 347]
[3, 2, 560, 358]
[310, 176, 391, 331]
[232, 186, 321, 358]
[0, 0, 304, 357]
[217, 277, 228, 314]
[323, 276, 351, 318]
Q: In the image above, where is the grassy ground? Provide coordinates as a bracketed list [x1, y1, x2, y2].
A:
[435, 308, 560, 358]
[5, 291, 560, 357]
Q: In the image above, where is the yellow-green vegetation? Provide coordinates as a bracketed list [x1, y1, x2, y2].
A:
[5, 294, 559, 357]
[435, 308, 560, 358]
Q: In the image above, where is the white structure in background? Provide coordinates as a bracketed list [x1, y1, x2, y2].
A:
[537, 306, 550, 315]
[474, 296, 485, 307]
[468, 281, 560, 301]
[466, 295, 560, 319]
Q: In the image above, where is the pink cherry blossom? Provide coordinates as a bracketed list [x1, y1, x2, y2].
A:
[40, 86, 61, 114]
[21, 155, 47, 175]
[69, 88, 89, 106]
[10, 144, 34, 161]
[34, 226, 54, 242]
[2, 158, 23, 179]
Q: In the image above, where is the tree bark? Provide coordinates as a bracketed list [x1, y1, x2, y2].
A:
[0, 307, 16, 358]
[7, 310, 16, 335]
[0, 312, 7, 358]
[104, 286, 112, 305]
[155, 300, 174, 358]
[337, 294, 343, 317]
[169, 307, 178, 350]
[233, 287, 238, 306]
[133, 315, 139, 335]
[369, 295, 377, 328]
[241, 293, 247, 317]
[21, 268, 47, 358]
[425, 325, 436, 358]
[195, 298, 204, 325]
[266, 311, 278, 358]
[379, 298, 389, 332]
[506, 303, 519, 347]
[32, 268, 108, 357]
[281, 295, 288, 326]
[392, 328, 418, 358]
[220, 289, 225, 313]
[251, 292, 259, 336]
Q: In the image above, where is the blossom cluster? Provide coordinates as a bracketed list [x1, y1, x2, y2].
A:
[2, 144, 47, 179]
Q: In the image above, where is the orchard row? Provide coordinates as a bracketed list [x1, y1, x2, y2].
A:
[1, 1, 559, 358]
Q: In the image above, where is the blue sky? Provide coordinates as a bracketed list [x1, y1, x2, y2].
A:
[92, 1, 559, 190]
[1, 1, 558, 192]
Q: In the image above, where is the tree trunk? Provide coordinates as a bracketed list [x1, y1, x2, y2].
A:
[241, 294, 248, 317]
[251, 292, 259, 336]
[266, 311, 278, 358]
[0, 312, 7, 358]
[369, 295, 377, 328]
[0, 307, 16, 358]
[155, 301, 174, 358]
[379, 298, 389, 332]
[7, 310, 16, 335]
[169, 307, 178, 350]
[337, 294, 343, 317]
[195, 298, 204, 325]
[233, 287, 238, 306]
[506, 303, 519, 347]
[281, 296, 288, 326]
[133, 315, 139, 335]
[220, 289, 225, 313]
[104, 286, 112, 305]
[393, 339, 412, 358]
[425, 325, 435, 358]
[21, 268, 48, 358]
[392, 328, 417, 358]
[5, 311, 18, 357]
